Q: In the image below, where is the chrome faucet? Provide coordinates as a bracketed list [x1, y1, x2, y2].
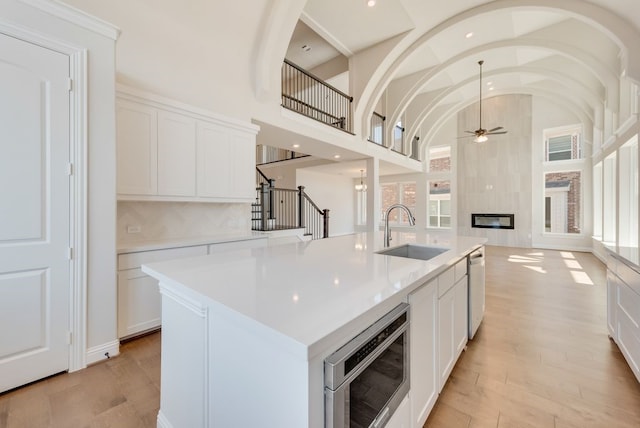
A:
[384, 204, 415, 247]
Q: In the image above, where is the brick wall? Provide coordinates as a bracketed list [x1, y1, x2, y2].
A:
[545, 171, 581, 233]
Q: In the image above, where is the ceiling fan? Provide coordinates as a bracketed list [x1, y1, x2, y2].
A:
[462, 60, 507, 143]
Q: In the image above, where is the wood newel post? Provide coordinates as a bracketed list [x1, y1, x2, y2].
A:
[323, 209, 330, 238]
[298, 185, 305, 228]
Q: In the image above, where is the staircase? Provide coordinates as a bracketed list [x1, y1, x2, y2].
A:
[252, 167, 330, 240]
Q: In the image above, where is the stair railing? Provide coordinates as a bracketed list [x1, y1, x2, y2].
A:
[252, 179, 330, 239]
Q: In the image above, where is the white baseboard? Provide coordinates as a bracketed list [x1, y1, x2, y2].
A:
[157, 411, 172, 428]
[85, 340, 120, 365]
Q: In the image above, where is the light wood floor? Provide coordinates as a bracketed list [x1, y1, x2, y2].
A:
[1, 246, 639, 427]
[425, 246, 640, 428]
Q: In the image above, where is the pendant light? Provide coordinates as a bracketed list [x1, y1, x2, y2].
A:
[355, 169, 367, 192]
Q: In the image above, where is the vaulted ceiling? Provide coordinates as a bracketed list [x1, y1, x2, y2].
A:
[284, 0, 638, 161]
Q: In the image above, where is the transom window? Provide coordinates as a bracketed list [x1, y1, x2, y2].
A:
[545, 127, 582, 161]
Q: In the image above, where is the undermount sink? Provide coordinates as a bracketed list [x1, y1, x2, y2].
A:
[377, 244, 449, 261]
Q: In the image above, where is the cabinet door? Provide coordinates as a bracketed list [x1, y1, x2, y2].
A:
[117, 268, 162, 338]
[616, 281, 640, 382]
[157, 110, 196, 196]
[408, 280, 438, 427]
[607, 269, 618, 339]
[438, 285, 455, 391]
[116, 100, 158, 195]
[197, 121, 255, 201]
[453, 277, 469, 357]
[384, 394, 411, 428]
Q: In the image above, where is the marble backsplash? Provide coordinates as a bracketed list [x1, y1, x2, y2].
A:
[117, 201, 251, 244]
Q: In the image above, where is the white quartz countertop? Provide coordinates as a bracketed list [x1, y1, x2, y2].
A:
[142, 231, 485, 360]
[117, 231, 267, 254]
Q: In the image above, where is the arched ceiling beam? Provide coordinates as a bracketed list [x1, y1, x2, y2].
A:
[404, 66, 601, 143]
[385, 38, 616, 139]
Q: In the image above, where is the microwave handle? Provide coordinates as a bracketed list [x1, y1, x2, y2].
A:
[372, 406, 390, 428]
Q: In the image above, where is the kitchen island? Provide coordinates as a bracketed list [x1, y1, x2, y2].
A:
[142, 231, 485, 428]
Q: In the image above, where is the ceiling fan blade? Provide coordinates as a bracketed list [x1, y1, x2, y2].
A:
[488, 126, 503, 132]
[486, 131, 508, 135]
[456, 134, 475, 139]
[464, 130, 476, 134]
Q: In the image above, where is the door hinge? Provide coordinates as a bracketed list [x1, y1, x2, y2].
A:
[67, 247, 73, 260]
[67, 331, 72, 345]
[67, 162, 73, 176]
[67, 78, 73, 92]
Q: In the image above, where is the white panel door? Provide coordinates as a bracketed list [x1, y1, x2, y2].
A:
[0, 33, 71, 392]
[157, 110, 196, 196]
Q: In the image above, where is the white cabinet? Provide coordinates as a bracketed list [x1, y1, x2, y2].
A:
[607, 268, 617, 338]
[196, 121, 255, 200]
[607, 254, 640, 383]
[437, 260, 468, 391]
[116, 99, 158, 195]
[157, 110, 197, 196]
[207, 237, 267, 254]
[117, 245, 208, 339]
[116, 86, 258, 202]
[408, 279, 438, 427]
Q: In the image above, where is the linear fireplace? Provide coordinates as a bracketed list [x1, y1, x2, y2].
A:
[472, 213, 514, 229]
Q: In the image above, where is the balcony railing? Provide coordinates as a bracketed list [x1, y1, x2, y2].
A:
[369, 112, 385, 146]
[256, 144, 310, 165]
[281, 59, 353, 133]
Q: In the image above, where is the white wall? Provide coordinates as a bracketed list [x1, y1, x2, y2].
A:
[457, 94, 533, 247]
[296, 169, 355, 236]
[62, 0, 278, 122]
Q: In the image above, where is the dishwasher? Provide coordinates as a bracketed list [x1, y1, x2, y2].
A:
[468, 247, 485, 339]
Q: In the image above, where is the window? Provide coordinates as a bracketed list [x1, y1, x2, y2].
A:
[428, 146, 451, 173]
[380, 182, 416, 226]
[603, 152, 617, 243]
[593, 162, 602, 239]
[544, 172, 581, 234]
[545, 129, 582, 161]
[619, 136, 638, 247]
[428, 180, 451, 228]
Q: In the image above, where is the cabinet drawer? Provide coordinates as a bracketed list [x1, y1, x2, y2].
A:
[207, 238, 267, 254]
[438, 267, 455, 297]
[454, 258, 467, 283]
[118, 245, 207, 270]
[617, 259, 640, 296]
[618, 281, 640, 329]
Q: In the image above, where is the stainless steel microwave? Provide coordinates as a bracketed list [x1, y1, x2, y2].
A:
[324, 303, 410, 428]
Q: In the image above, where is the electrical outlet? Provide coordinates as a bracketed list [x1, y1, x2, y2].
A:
[127, 225, 141, 234]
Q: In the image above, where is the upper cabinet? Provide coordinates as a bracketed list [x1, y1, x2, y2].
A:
[116, 85, 259, 202]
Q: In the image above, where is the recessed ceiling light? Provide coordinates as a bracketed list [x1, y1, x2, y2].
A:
[367, 0, 376, 7]
[292, 144, 300, 148]
[486, 81, 492, 86]
[334, 154, 341, 159]
[465, 32, 473, 39]
[489, 87, 495, 91]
